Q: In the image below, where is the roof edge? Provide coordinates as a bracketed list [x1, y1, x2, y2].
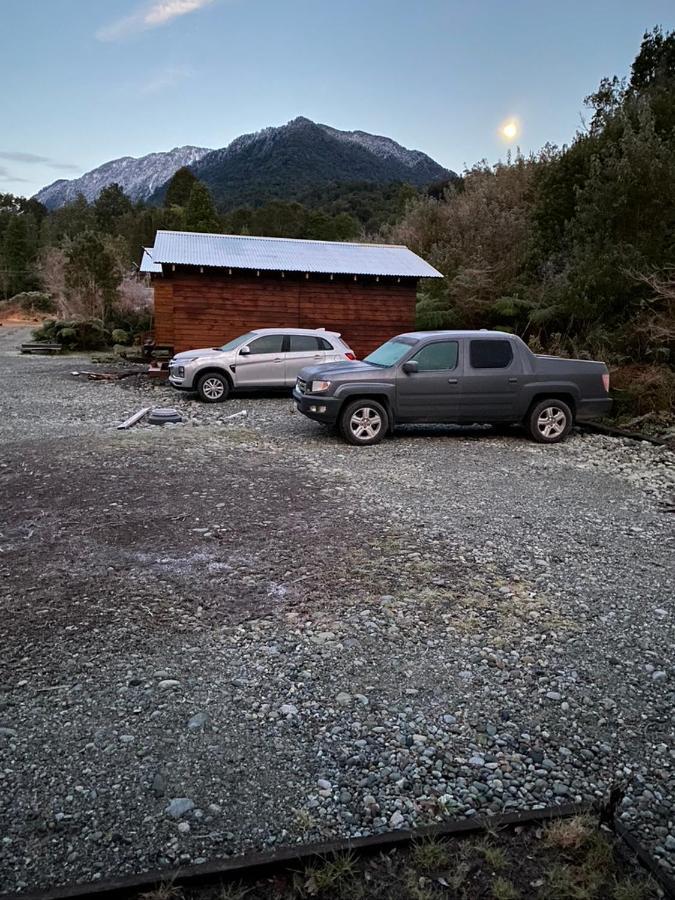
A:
[154, 229, 409, 251]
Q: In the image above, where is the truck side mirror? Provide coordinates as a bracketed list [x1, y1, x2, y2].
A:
[402, 360, 419, 374]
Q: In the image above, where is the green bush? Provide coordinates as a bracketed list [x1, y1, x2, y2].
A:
[4, 291, 55, 314]
[32, 318, 110, 350]
[108, 308, 152, 340]
[111, 328, 130, 345]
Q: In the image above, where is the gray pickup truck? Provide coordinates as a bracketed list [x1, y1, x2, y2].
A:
[293, 330, 612, 446]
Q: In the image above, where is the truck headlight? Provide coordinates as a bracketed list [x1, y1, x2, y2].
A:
[311, 380, 331, 393]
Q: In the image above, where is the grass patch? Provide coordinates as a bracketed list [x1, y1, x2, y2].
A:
[297, 852, 358, 897]
[139, 881, 183, 900]
[545, 815, 594, 851]
[491, 876, 521, 900]
[411, 836, 451, 872]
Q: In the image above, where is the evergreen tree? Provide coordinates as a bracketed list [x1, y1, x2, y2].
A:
[164, 166, 198, 208]
[64, 231, 122, 324]
[94, 183, 132, 232]
[1, 213, 38, 298]
[184, 182, 221, 233]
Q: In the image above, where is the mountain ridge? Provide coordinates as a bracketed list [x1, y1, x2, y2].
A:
[35, 118, 454, 210]
[35, 145, 211, 209]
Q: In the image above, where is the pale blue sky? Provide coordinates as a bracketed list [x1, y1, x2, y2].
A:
[0, 0, 673, 198]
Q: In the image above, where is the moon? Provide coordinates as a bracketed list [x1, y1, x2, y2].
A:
[501, 119, 519, 140]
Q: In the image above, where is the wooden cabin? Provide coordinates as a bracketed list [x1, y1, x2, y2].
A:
[141, 231, 442, 358]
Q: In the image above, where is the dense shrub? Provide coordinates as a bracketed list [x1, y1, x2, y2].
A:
[610, 364, 675, 416]
[33, 318, 110, 350]
[111, 328, 130, 345]
[10, 291, 55, 314]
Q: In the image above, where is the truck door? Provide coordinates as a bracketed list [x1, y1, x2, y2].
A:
[396, 339, 462, 422]
[462, 338, 522, 421]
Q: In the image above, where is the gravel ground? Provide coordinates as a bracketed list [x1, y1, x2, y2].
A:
[0, 325, 673, 895]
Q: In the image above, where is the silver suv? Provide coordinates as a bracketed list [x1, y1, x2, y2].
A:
[168, 328, 355, 402]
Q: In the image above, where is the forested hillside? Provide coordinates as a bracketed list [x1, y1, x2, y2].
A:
[0, 28, 672, 416]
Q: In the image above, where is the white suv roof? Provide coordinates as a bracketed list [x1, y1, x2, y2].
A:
[249, 327, 342, 338]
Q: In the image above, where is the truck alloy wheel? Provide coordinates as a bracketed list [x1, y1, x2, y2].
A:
[340, 399, 388, 446]
[528, 399, 572, 443]
[197, 373, 230, 403]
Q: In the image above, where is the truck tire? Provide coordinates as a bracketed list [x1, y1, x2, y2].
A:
[340, 399, 388, 446]
[527, 399, 572, 443]
[197, 372, 230, 403]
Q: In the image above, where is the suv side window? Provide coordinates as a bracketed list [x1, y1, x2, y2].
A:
[318, 337, 334, 351]
[289, 335, 321, 352]
[470, 339, 513, 368]
[411, 341, 458, 371]
[247, 334, 285, 354]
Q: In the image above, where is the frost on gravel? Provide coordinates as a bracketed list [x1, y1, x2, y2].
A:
[0, 337, 673, 893]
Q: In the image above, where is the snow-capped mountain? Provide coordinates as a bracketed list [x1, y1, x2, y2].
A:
[35, 146, 211, 209]
[181, 117, 452, 208]
[35, 118, 453, 210]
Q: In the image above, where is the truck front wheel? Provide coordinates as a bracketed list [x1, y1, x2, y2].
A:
[527, 399, 572, 443]
[340, 399, 388, 446]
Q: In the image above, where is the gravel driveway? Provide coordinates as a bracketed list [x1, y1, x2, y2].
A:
[0, 325, 673, 894]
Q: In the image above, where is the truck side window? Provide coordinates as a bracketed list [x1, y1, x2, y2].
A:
[470, 340, 513, 368]
[411, 341, 458, 371]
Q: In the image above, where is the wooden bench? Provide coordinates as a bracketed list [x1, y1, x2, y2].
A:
[20, 342, 63, 355]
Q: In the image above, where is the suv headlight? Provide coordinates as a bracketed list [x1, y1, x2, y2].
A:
[311, 380, 331, 393]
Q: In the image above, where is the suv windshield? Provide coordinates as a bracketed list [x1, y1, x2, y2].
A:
[219, 332, 257, 351]
[364, 339, 415, 367]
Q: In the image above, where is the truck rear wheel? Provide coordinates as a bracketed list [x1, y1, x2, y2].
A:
[527, 399, 572, 443]
[340, 399, 388, 446]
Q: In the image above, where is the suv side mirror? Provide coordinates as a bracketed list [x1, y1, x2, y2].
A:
[239, 345, 251, 356]
[402, 360, 419, 374]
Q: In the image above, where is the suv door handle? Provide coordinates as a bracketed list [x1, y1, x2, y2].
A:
[508, 377, 518, 383]
[448, 378, 458, 384]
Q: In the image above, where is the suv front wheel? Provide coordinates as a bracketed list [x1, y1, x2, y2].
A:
[197, 371, 230, 403]
[340, 399, 388, 446]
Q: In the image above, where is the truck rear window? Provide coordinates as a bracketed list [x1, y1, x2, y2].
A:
[470, 340, 513, 369]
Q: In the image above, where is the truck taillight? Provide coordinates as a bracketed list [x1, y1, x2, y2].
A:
[345, 352, 356, 360]
[602, 373, 610, 392]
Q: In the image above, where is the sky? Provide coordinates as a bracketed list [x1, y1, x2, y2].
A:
[0, 0, 673, 198]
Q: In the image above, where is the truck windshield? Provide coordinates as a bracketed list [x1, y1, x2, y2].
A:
[364, 339, 415, 368]
[219, 332, 256, 351]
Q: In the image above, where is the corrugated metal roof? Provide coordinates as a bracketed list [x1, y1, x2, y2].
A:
[140, 247, 162, 274]
[149, 230, 442, 278]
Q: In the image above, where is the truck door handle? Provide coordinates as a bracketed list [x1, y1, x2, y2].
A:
[508, 377, 518, 383]
[448, 378, 458, 384]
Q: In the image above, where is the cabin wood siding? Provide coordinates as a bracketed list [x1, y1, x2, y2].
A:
[152, 272, 417, 358]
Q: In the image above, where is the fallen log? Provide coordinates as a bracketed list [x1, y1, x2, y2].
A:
[71, 370, 141, 381]
[578, 420, 673, 447]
